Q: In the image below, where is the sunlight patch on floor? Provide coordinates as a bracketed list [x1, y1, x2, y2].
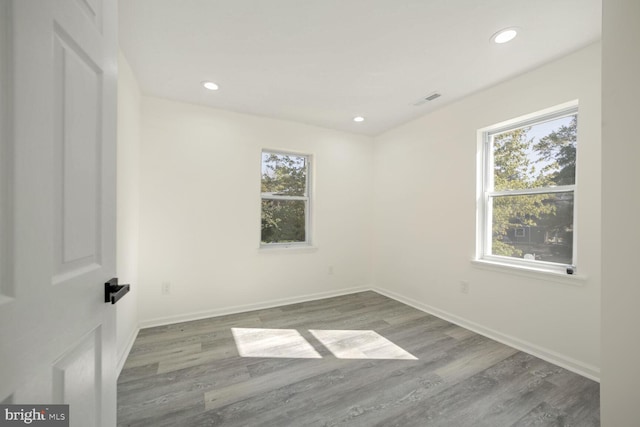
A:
[309, 329, 418, 360]
[231, 328, 417, 360]
[231, 328, 322, 358]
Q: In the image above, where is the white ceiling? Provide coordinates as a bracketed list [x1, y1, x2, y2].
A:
[119, 0, 601, 136]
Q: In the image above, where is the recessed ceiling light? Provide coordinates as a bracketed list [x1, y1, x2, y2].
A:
[202, 81, 219, 90]
[492, 28, 518, 44]
[353, 116, 365, 122]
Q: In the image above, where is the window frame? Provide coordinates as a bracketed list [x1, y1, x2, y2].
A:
[476, 102, 579, 274]
[260, 149, 312, 249]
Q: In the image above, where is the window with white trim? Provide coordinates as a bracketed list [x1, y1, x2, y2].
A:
[478, 104, 578, 273]
[261, 150, 311, 247]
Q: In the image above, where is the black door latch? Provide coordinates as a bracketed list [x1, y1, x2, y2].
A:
[104, 278, 130, 304]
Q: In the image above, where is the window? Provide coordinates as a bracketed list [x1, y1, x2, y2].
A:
[261, 150, 311, 247]
[478, 104, 578, 273]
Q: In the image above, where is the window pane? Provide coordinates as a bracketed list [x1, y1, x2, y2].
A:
[261, 152, 307, 196]
[490, 192, 574, 264]
[261, 200, 306, 244]
[493, 114, 577, 191]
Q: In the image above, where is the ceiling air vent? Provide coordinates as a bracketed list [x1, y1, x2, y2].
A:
[413, 92, 441, 106]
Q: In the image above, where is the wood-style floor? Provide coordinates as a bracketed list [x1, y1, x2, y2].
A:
[117, 291, 599, 426]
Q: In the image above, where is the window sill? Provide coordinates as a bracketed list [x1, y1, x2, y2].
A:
[471, 259, 587, 286]
[258, 245, 318, 254]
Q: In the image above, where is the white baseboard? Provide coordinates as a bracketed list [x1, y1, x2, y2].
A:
[372, 287, 600, 382]
[139, 286, 371, 329]
[117, 327, 140, 377]
[135, 285, 598, 382]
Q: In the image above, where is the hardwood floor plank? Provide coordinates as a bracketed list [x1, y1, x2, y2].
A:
[510, 402, 567, 427]
[374, 352, 560, 427]
[203, 358, 351, 411]
[124, 343, 203, 369]
[117, 291, 600, 426]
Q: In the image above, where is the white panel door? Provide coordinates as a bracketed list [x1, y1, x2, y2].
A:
[0, 0, 118, 426]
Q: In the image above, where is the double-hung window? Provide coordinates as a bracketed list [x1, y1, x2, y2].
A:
[478, 103, 578, 273]
[260, 150, 311, 247]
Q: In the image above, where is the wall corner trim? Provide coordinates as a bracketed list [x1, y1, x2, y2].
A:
[117, 326, 140, 378]
[132, 284, 598, 382]
[372, 287, 600, 382]
[138, 286, 372, 329]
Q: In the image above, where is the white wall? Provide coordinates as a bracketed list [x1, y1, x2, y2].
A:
[601, 0, 640, 424]
[116, 52, 141, 372]
[373, 43, 601, 379]
[138, 97, 374, 326]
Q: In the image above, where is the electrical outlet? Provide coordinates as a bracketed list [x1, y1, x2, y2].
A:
[460, 281, 469, 294]
[161, 282, 171, 295]
[328, 265, 334, 275]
